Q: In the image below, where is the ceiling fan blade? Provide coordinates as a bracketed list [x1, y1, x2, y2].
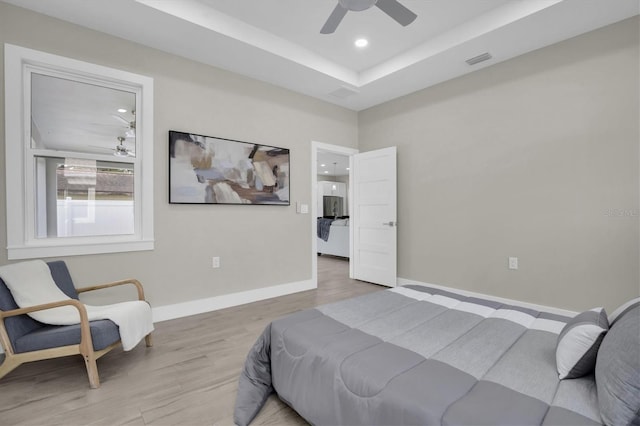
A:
[320, 3, 348, 34]
[111, 114, 130, 126]
[375, 0, 417, 26]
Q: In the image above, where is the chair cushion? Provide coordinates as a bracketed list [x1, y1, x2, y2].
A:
[47, 260, 79, 300]
[0, 276, 44, 347]
[0, 261, 80, 349]
[14, 319, 121, 353]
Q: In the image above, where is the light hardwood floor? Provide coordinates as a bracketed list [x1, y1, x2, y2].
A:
[0, 255, 383, 425]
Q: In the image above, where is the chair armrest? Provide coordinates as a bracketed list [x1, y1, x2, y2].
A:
[0, 299, 95, 355]
[76, 279, 146, 302]
[0, 299, 87, 320]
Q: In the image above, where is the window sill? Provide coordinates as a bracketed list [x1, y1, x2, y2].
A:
[7, 239, 154, 260]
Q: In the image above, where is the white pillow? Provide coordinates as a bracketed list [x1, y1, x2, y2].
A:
[556, 307, 608, 379]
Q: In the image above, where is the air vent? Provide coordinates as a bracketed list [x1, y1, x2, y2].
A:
[329, 86, 359, 99]
[466, 52, 492, 66]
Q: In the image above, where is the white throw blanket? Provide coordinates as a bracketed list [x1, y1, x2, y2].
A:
[0, 260, 154, 351]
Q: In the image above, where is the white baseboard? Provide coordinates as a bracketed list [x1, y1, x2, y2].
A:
[397, 277, 577, 317]
[152, 279, 316, 323]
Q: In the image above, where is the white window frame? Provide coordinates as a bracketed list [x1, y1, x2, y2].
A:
[4, 44, 154, 259]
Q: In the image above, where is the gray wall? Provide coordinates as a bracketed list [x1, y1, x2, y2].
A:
[0, 3, 358, 307]
[359, 17, 640, 312]
[1, 4, 637, 314]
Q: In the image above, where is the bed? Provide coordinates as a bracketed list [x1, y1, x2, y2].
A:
[317, 218, 349, 258]
[234, 285, 640, 426]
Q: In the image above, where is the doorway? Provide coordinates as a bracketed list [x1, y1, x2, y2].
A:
[311, 142, 358, 288]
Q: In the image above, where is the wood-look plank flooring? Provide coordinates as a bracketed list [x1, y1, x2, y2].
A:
[0, 255, 383, 425]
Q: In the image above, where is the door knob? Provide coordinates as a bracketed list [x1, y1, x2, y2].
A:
[382, 221, 396, 227]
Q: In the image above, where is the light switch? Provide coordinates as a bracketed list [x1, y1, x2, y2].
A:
[296, 202, 309, 214]
[508, 257, 518, 270]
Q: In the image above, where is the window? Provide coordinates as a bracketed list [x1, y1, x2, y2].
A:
[4, 44, 154, 259]
[35, 157, 134, 238]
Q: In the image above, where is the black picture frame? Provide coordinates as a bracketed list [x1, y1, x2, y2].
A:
[169, 130, 290, 205]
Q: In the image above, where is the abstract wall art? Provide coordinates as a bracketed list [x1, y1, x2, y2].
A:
[169, 131, 290, 205]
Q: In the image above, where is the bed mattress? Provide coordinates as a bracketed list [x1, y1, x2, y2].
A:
[234, 285, 603, 425]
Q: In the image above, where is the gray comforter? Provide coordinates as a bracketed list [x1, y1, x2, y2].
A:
[234, 285, 603, 425]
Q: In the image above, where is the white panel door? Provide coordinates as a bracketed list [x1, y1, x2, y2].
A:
[352, 147, 397, 287]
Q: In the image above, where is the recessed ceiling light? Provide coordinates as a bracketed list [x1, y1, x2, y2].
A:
[355, 38, 368, 48]
[320, 163, 326, 167]
[117, 108, 127, 113]
[346, 167, 350, 170]
[324, 170, 329, 173]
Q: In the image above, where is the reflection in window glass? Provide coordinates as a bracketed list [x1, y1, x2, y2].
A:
[35, 157, 134, 238]
[30, 73, 137, 156]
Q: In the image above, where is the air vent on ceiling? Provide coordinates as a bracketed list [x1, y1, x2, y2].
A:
[466, 52, 493, 66]
[329, 86, 359, 99]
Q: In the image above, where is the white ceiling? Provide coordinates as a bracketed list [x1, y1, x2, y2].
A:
[198, 0, 511, 72]
[4, 0, 638, 111]
[318, 152, 350, 177]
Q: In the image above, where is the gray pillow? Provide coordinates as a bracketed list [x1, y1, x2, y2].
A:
[556, 308, 608, 379]
[595, 306, 640, 426]
[609, 297, 640, 326]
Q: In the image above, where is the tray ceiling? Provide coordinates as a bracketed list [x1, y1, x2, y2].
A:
[3, 0, 638, 111]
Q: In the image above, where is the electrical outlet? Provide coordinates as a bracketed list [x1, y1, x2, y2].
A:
[508, 257, 518, 270]
[212, 256, 220, 268]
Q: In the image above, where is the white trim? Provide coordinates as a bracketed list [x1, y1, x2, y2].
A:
[310, 141, 358, 287]
[7, 240, 154, 260]
[4, 44, 154, 259]
[152, 279, 315, 323]
[397, 277, 578, 317]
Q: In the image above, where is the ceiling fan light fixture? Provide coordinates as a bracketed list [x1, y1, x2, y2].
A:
[339, 0, 377, 12]
[114, 136, 135, 157]
[354, 38, 369, 48]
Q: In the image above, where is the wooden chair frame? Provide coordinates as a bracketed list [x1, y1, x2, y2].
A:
[0, 279, 152, 388]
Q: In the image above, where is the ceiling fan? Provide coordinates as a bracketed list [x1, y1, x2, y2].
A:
[111, 111, 136, 138]
[114, 136, 135, 157]
[320, 0, 417, 34]
[88, 136, 135, 157]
